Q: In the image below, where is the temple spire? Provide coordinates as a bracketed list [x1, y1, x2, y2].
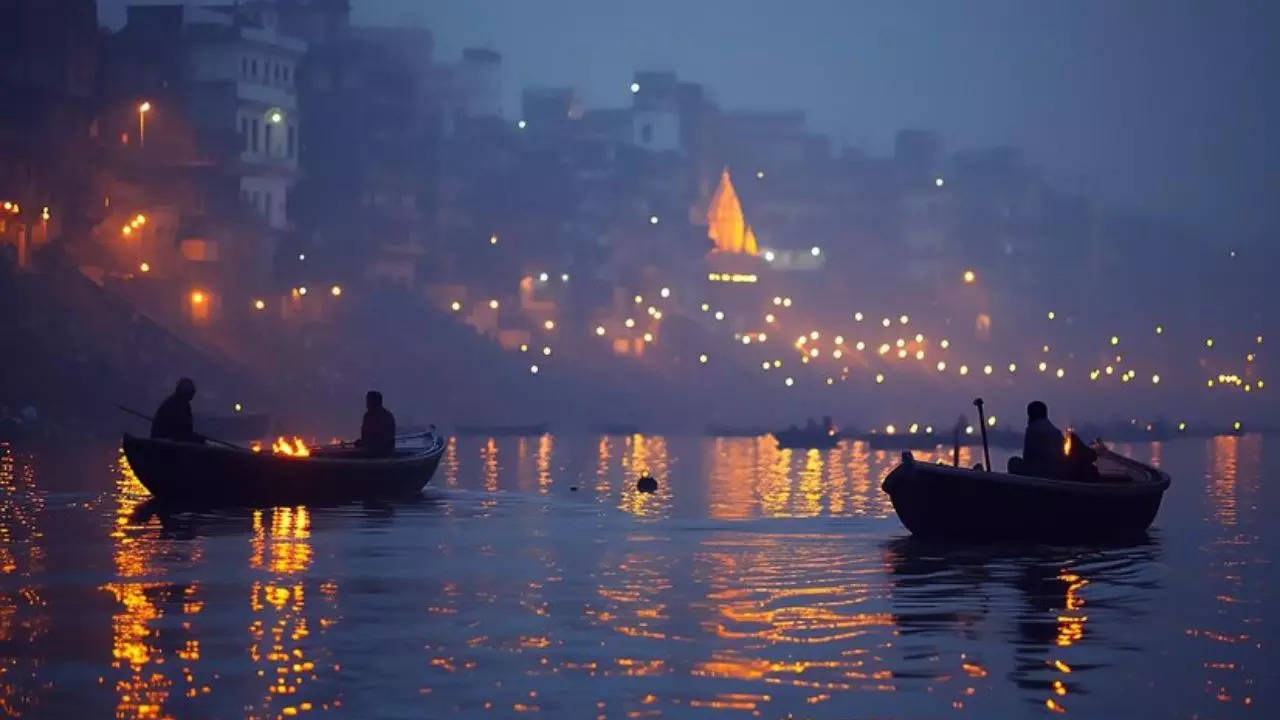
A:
[705, 168, 756, 255]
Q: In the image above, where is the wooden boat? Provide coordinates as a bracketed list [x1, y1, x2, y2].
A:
[705, 424, 771, 437]
[881, 444, 1170, 541]
[772, 428, 840, 449]
[454, 423, 549, 437]
[122, 434, 444, 506]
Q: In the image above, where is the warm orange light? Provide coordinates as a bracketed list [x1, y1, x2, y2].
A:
[190, 290, 206, 305]
[135, 214, 146, 225]
[272, 436, 310, 457]
[138, 101, 152, 113]
[330, 285, 342, 297]
[122, 225, 132, 235]
[139, 262, 151, 273]
[253, 299, 266, 310]
[963, 269, 976, 284]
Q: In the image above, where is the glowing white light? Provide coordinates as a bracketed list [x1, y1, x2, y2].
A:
[595, 326, 606, 336]
[764, 250, 776, 262]
[785, 377, 794, 387]
[854, 312, 864, 322]
[899, 315, 909, 325]
[488, 299, 499, 309]
[630, 82, 641, 93]
[855, 341, 866, 351]
[810, 246, 821, 256]
[539, 272, 549, 282]
[935, 177, 945, 188]
[660, 287, 670, 298]
[699, 353, 708, 364]
[517, 119, 527, 129]
[940, 339, 950, 349]
[714, 311, 724, 321]
[530, 364, 539, 374]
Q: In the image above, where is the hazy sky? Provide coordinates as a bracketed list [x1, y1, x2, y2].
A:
[101, 0, 1279, 237]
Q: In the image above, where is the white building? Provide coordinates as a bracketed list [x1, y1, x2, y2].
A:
[181, 4, 305, 231]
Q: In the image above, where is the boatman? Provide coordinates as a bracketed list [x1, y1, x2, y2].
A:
[356, 390, 396, 456]
[1008, 400, 1064, 478]
[151, 377, 205, 443]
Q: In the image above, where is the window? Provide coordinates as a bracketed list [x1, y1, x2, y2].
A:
[263, 192, 272, 218]
[241, 57, 248, 78]
[274, 64, 281, 82]
[251, 119, 260, 153]
[283, 66, 290, 84]
[240, 117, 249, 152]
[264, 124, 274, 156]
[287, 126, 296, 158]
[251, 58, 258, 78]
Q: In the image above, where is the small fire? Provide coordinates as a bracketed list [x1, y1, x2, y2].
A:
[1063, 433, 1072, 457]
[272, 436, 310, 457]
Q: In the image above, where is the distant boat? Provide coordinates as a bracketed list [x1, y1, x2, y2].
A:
[122, 434, 444, 506]
[882, 443, 1170, 541]
[454, 423, 550, 437]
[195, 412, 269, 440]
[772, 427, 840, 449]
[705, 424, 771, 437]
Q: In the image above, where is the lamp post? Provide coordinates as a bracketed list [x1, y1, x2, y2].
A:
[137, 101, 152, 147]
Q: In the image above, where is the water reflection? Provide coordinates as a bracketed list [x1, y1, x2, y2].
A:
[884, 537, 1164, 715]
[0, 435, 1274, 717]
[0, 445, 49, 717]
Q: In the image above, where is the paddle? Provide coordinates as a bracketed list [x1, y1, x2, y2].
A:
[973, 398, 992, 472]
[116, 404, 245, 450]
[326, 429, 437, 449]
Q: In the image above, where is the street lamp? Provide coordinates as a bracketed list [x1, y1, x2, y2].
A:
[137, 101, 151, 147]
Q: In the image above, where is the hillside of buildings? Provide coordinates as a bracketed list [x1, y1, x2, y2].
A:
[2, 1, 1274, 439]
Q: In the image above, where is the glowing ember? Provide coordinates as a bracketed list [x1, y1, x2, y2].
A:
[272, 436, 310, 457]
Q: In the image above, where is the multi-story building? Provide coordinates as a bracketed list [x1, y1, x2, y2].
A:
[115, 3, 305, 233]
[0, 0, 100, 267]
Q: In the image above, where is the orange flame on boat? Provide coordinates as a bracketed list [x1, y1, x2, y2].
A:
[272, 436, 311, 457]
[1063, 432, 1072, 457]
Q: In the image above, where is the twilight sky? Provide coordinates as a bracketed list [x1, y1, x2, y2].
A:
[102, 0, 1280, 238]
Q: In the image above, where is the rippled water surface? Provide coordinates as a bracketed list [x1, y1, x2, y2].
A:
[0, 435, 1274, 718]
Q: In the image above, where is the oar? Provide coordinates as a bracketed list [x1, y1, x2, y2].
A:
[326, 429, 437, 448]
[973, 398, 992, 472]
[115, 404, 245, 450]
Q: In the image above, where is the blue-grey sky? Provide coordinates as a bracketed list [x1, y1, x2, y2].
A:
[102, 0, 1279, 237]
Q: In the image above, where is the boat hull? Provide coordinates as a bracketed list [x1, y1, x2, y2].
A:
[122, 434, 443, 506]
[772, 429, 839, 449]
[881, 447, 1169, 542]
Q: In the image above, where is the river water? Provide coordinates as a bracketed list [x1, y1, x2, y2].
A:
[0, 434, 1273, 719]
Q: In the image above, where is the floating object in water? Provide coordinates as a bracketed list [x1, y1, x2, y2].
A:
[636, 475, 658, 493]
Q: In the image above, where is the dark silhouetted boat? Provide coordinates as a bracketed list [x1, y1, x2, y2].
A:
[455, 423, 549, 436]
[882, 443, 1170, 541]
[705, 424, 771, 437]
[122, 434, 444, 506]
[772, 427, 840, 449]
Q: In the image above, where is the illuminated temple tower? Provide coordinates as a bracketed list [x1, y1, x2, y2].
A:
[706, 168, 758, 256]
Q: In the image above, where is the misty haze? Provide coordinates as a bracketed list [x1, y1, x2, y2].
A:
[0, 1, 1275, 718]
